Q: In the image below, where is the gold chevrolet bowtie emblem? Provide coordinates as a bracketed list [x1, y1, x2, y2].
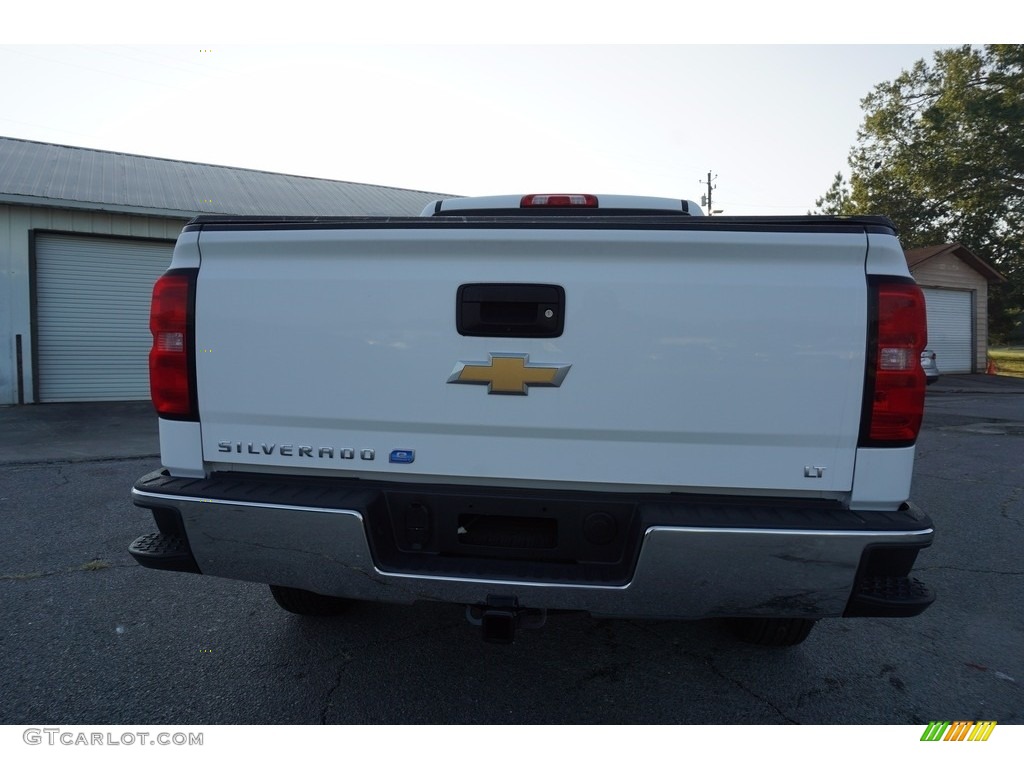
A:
[448, 353, 571, 395]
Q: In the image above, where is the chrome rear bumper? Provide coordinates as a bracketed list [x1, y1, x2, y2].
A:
[131, 470, 934, 620]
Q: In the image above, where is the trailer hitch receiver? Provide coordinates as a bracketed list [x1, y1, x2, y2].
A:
[466, 595, 546, 644]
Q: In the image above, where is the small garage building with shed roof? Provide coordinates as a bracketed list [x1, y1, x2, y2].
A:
[0, 136, 447, 406]
[905, 243, 1006, 374]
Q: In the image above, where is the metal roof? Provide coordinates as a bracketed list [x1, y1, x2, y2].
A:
[0, 136, 448, 218]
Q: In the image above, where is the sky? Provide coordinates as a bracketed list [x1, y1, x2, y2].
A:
[0, 4, 1007, 215]
[0, 5, 1019, 760]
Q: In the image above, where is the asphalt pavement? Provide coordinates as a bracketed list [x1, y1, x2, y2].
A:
[927, 372, 1024, 396]
[0, 401, 158, 465]
[0, 376, 1021, 726]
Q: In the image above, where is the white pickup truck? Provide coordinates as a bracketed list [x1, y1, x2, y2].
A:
[130, 193, 935, 645]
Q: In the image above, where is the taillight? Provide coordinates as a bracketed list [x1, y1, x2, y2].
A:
[861, 280, 927, 445]
[520, 194, 598, 208]
[149, 269, 197, 420]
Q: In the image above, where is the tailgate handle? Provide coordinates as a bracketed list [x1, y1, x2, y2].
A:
[457, 283, 565, 338]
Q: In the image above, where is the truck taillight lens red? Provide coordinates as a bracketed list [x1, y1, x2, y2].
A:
[149, 269, 197, 420]
[862, 281, 927, 445]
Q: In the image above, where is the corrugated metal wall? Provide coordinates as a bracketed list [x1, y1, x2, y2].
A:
[34, 234, 173, 403]
[0, 204, 186, 405]
[34, 233, 173, 401]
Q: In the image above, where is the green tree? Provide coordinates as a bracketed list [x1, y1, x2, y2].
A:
[812, 172, 856, 215]
[817, 44, 1024, 342]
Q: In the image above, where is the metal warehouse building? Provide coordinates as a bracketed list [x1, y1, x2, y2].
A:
[0, 136, 445, 406]
[905, 244, 1006, 374]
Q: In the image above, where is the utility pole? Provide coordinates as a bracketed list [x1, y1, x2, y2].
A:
[699, 171, 718, 216]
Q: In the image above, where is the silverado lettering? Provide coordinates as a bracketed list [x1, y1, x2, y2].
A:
[217, 442, 368, 460]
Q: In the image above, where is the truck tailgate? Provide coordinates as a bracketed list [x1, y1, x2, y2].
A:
[193, 224, 869, 494]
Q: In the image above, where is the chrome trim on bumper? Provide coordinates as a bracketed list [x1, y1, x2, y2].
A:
[132, 487, 933, 619]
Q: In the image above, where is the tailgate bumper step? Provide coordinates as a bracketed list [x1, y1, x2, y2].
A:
[128, 532, 201, 574]
[844, 575, 935, 617]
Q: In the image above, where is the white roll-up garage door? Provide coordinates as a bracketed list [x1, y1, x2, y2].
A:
[34, 234, 172, 402]
[921, 287, 974, 374]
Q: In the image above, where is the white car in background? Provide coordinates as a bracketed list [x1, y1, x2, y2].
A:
[921, 350, 940, 384]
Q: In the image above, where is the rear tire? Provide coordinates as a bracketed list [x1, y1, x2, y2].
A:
[269, 585, 353, 616]
[728, 617, 816, 646]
